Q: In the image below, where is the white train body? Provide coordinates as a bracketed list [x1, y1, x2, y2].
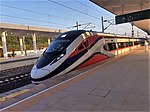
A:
[31, 30, 143, 83]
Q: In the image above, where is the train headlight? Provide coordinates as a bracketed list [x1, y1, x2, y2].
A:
[57, 57, 60, 60]
[51, 50, 66, 65]
[57, 53, 64, 60]
[60, 54, 64, 57]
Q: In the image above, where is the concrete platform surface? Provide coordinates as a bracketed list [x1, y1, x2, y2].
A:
[1, 47, 149, 111]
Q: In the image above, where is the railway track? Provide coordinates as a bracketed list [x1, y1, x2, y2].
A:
[0, 57, 112, 94]
[0, 65, 33, 94]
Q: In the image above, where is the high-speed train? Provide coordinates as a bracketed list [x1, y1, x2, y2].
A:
[31, 30, 143, 83]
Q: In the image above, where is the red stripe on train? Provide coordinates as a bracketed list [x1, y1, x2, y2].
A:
[75, 54, 108, 70]
[68, 35, 100, 58]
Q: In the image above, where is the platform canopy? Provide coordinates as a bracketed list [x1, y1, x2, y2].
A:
[90, 0, 150, 34]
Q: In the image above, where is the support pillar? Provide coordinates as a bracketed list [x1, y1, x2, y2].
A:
[1, 31, 8, 59]
[48, 37, 51, 45]
[23, 36, 27, 56]
[32, 33, 37, 54]
[19, 37, 24, 55]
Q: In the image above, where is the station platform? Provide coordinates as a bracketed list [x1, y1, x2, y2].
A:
[0, 46, 149, 111]
[0, 50, 44, 71]
[0, 55, 38, 71]
[0, 49, 45, 63]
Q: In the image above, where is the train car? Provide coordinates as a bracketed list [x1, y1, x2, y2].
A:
[31, 30, 142, 83]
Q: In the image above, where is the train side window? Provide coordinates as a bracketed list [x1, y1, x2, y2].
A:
[84, 39, 89, 47]
[129, 42, 133, 46]
[103, 44, 109, 51]
[104, 43, 116, 51]
[108, 43, 117, 50]
[118, 43, 121, 48]
[124, 42, 127, 47]
[120, 42, 125, 48]
[134, 41, 139, 45]
[126, 42, 129, 47]
[135, 41, 140, 45]
[134, 41, 136, 45]
[78, 44, 84, 50]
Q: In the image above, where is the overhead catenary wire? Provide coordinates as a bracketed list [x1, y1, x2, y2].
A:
[73, 1, 132, 31]
[1, 1, 133, 33]
[1, 2, 108, 29]
[48, 0, 129, 32]
[73, 0, 113, 18]
[0, 4, 80, 22]
[1, 14, 71, 27]
[0, 3, 93, 26]
[48, 0, 100, 20]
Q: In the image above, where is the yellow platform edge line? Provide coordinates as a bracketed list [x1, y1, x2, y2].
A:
[0, 89, 30, 102]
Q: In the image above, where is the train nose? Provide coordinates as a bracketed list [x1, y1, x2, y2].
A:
[31, 69, 49, 81]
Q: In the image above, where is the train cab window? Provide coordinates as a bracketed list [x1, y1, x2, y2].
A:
[83, 39, 89, 47]
[78, 44, 84, 50]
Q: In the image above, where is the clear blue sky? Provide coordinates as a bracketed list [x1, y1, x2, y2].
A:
[0, 0, 147, 37]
